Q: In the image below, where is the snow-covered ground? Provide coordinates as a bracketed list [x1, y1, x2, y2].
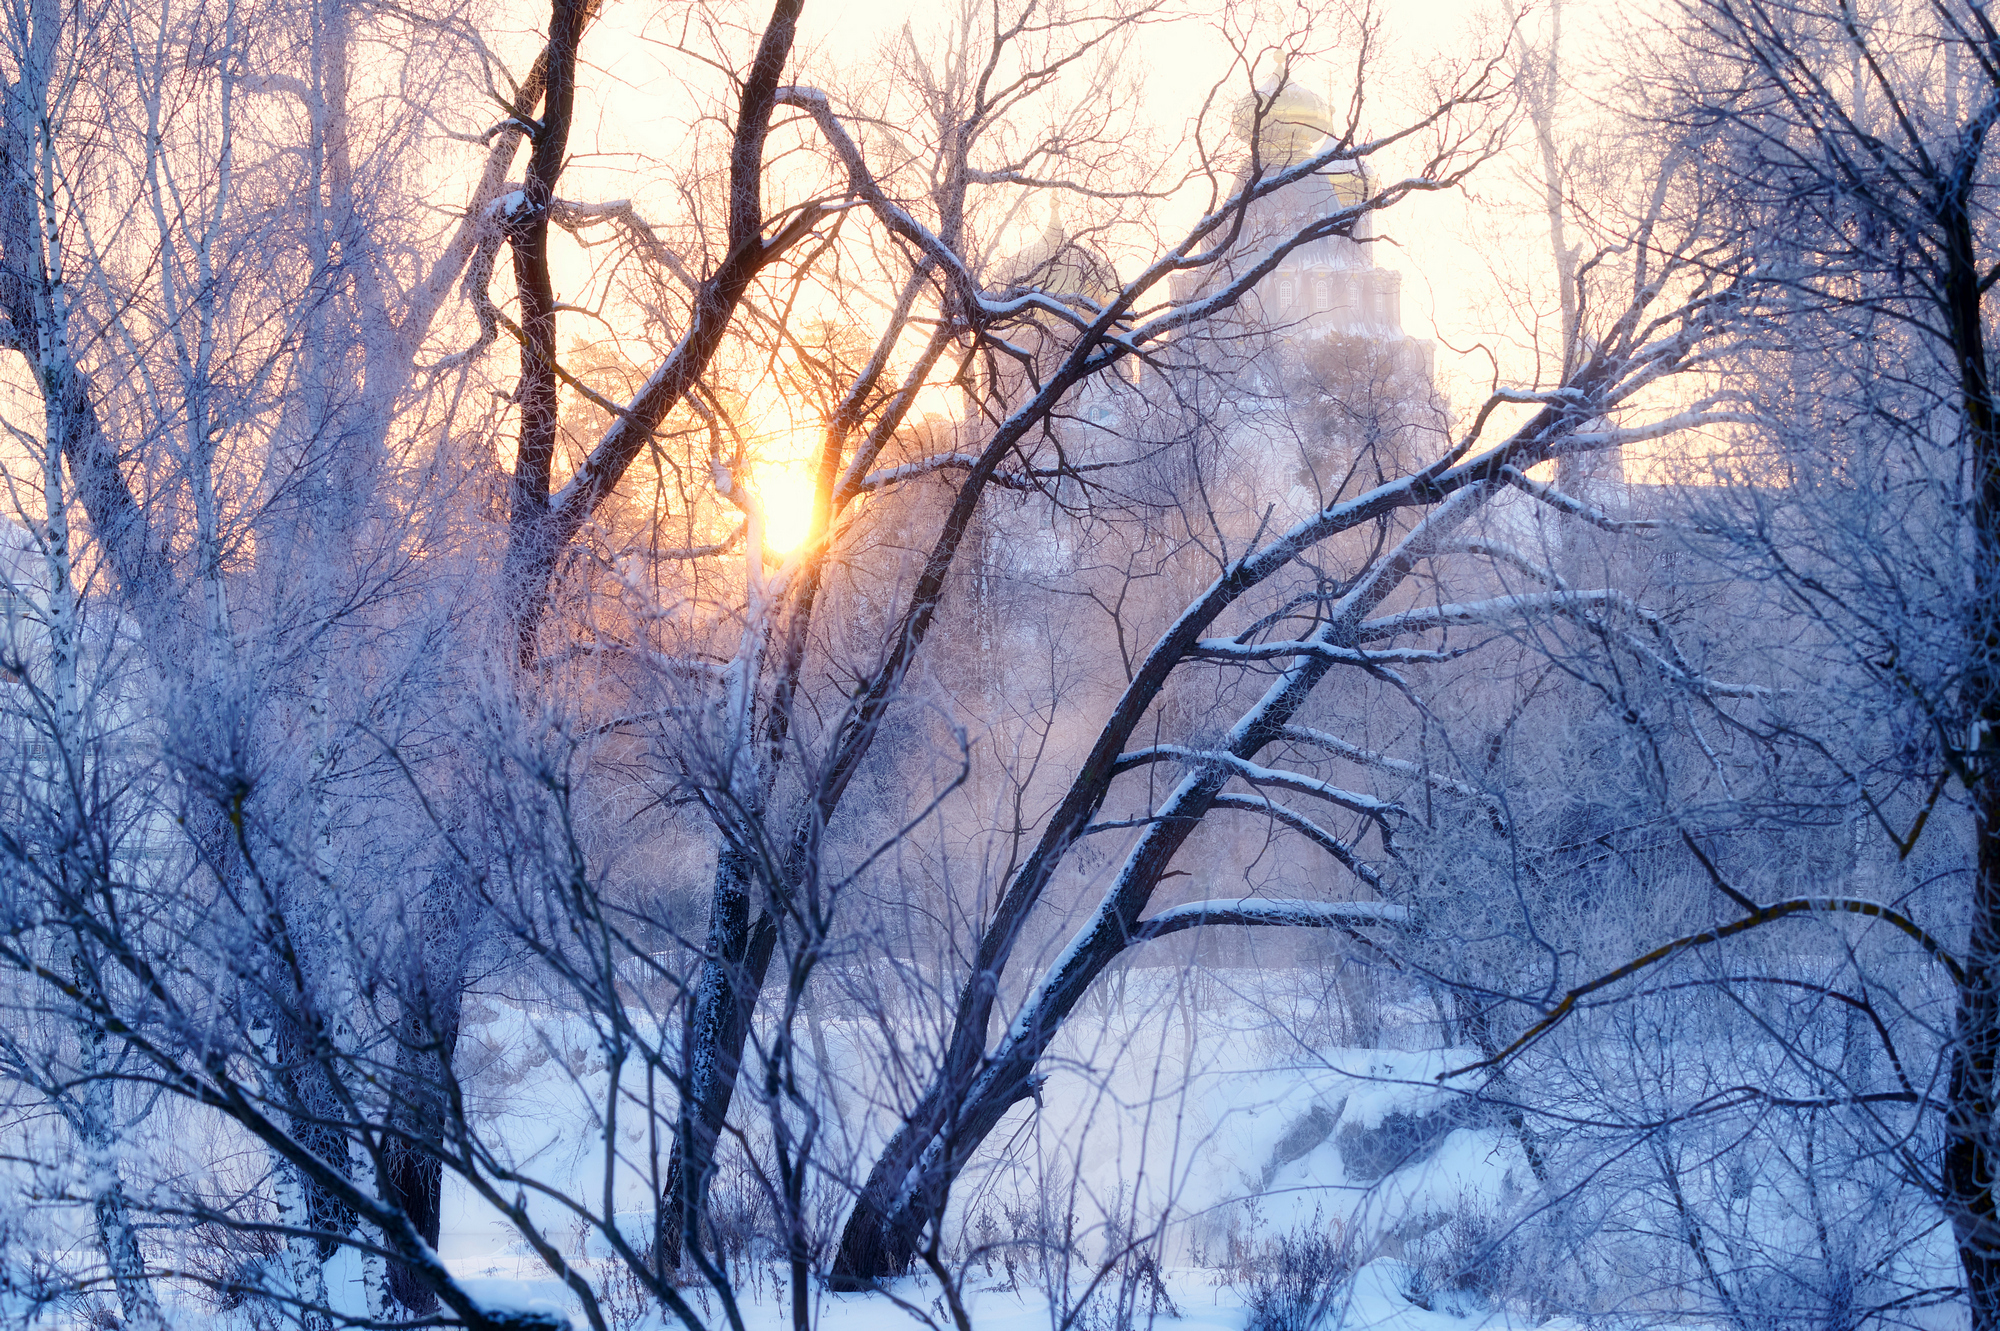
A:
[429, 967, 1557, 1331]
[448, 1260, 1563, 1331]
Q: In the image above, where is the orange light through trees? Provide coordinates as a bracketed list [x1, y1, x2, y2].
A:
[753, 457, 818, 555]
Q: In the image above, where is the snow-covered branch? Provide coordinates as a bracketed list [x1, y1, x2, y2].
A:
[1192, 638, 1470, 667]
[1113, 745, 1403, 822]
[1496, 465, 1666, 533]
[1359, 591, 1772, 697]
[1209, 791, 1385, 889]
[1129, 896, 1408, 944]
[852, 454, 1038, 494]
[1277, 727, 1496, 805]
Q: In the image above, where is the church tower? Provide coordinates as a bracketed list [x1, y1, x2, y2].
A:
[1173, 76, 1433, 380]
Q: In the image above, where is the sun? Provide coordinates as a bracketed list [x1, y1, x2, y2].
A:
[753, 459, 818, 555]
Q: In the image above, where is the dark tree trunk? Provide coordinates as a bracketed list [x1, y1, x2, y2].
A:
[659, 846, 778, 1271]
[1949, 809, 2000, 1331]
[1943, 180, 2000, 1331]
[271, 1010, 357, 1264]
[384, 987, 464, 1312]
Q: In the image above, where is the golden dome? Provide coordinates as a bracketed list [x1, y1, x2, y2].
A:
[1230, 79, 1335, 168]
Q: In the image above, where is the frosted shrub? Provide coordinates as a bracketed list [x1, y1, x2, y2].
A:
[593, 1256, 656, 1331]
[1065, 1197, 1180, 1331]
[1404, 1204, 1517, 1312]
[1237, 1221, 1355, 1331]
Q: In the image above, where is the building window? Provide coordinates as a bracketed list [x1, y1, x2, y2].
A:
[1315, 279, 1330, 309]
[1276, 278, 1295, 307]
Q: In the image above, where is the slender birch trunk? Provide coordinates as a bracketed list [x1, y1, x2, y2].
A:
[18, 0, 168, 1317]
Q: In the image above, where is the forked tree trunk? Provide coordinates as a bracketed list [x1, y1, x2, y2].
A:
[832, 605, 1415, 1281]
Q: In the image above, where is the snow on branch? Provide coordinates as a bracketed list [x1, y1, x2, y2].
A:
[1357, 590, 1593, 641]
[1209, 792, 1384, 889]
[1497, 465, 1665, 533]
[1542, 409, 1763, 451]
[774, 88, 981, 298]
[780, 71, 1497, 354]
[1358, 590, 1771, 698]
[1130, 897, 1408, 943]
[1113, 745, 1402, 822]
[550, 197, 697, 290]
[975, 288, 1108, 330]
[1192, 638, 1468, 667]
[853, 454, 1038, 494]
[1277, 727, 1495, 806]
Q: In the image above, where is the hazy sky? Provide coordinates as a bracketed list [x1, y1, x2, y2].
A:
[507, 0, 1639, 506]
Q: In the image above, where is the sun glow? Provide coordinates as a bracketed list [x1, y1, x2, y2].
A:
[752, 458, 818, 555]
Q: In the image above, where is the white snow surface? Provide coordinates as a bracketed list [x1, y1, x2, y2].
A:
[424, 969, 1556, 1330]
[381, 965, 1966, 1331]
[450, 1260, 1560, 1331]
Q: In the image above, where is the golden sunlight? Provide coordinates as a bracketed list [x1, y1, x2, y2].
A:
[752, 458, 818, 555]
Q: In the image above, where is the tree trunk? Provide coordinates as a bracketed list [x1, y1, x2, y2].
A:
[660, 845, 777, 1271]
[1949, 814, 2000, 1331]
[71, 975, 165, 1331]
[272, 1012, 355, 1331]
[832, 676, 1342, 1282]
[88, 1168, 164, 1331]
[832, 484, 1495, 1283]
[1940, 178, 2000, 1331]
[384, 986, 464, 1312]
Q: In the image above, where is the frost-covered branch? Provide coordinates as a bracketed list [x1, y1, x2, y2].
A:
[1497, 464, 1667, 532]
[1360, 589, 1773, 698]
[1192, 637, 1470, 667]
[1277, 726, 1495, 805]
[851, 454, 1038, 494]
[1209, 791, 1385, 889]
[1113, 745, 1403, 822]
[1129, 896, 1408, 943]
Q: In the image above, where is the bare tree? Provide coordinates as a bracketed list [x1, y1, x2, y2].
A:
[1416, 0, 2000, 1323]
[0, 0, 1780, 1325]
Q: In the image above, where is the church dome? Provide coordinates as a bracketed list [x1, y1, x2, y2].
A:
[1230, 79, 1335, 167]
[997, 200, 1119, 306]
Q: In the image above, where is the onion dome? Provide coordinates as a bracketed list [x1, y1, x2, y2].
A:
[1230, 77, 1335, 168]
